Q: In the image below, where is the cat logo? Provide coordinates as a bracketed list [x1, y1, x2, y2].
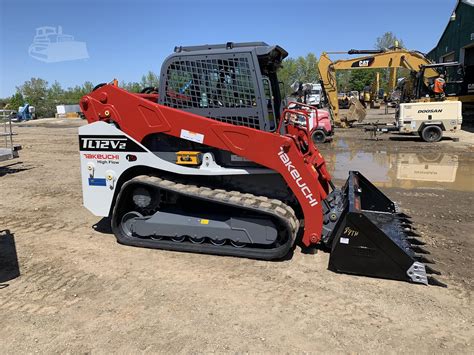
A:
[351, 57, 375, 68]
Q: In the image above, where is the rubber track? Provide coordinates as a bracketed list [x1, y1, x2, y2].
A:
[111, 175, 300, 260]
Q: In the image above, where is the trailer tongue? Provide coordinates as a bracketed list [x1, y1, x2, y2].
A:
[78, 42, 444, 286]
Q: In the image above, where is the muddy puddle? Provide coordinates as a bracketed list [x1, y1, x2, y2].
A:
[321, 140, 474, 192]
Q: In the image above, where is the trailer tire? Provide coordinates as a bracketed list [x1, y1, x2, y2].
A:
[312, 129, 327, 144]
[420, 125, 442, 143]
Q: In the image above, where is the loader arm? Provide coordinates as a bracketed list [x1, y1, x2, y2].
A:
[318, 49, 437, 127]
[80, 84, 331, 246]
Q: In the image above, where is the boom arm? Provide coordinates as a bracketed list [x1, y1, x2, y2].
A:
[318, 49, 436, 126]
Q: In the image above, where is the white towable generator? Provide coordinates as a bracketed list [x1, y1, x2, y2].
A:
[369, 100, 462, 142]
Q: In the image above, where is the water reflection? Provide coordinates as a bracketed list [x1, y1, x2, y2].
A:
[322, 142, 474, 191]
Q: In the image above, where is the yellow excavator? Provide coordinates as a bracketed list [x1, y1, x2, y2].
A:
[318, 47, 441, 127]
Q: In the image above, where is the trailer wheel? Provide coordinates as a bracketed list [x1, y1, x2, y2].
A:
[311, 130, 327, 144]
[420, 125, 442, 143]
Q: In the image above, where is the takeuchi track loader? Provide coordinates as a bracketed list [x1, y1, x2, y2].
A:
[79, 42, 444, 286]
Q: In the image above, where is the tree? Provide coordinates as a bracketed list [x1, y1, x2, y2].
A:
[278, 53, 320, 97]
[0, 98, 8, 109]
[8, 91, 25, 111]
[295, 53, 320, 83]
[140, 71, 159, 88]
[336, 71, 352, 92]
[82, 81, 94, 93]
[278, 58, 298, 97]
[348, 70, 376, 92]
[120, 80, 141, 93]
[375, 32, 404, 50]
[18, 78, 49, 117]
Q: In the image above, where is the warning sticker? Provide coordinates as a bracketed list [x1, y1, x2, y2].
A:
[180, 129, 204, 144]
[340, 237, 349, 245]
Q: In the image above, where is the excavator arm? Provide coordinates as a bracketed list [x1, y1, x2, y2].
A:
[318, 49, 437, 127]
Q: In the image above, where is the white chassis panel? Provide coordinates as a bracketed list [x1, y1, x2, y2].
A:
[79, 122, 272, 216]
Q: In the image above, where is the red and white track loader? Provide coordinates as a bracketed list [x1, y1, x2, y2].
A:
[79, 42, 444, 286]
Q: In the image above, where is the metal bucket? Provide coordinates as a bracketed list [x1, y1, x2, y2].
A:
[328, 171, 445, 286]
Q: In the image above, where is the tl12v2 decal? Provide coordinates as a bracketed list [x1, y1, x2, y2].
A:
[79, 135, 146, 152]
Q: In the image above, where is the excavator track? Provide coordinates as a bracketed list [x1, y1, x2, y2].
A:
[111, 175, 300, 260]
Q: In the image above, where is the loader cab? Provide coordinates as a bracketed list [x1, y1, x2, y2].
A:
[158, 42, 288, 132]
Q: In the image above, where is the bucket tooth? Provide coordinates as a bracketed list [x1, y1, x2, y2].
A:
[397, 212, 411, 219]
[406, 237, 425, 245]
[411, 245, 430, 254]
[425, 265, 441, 275]
[415, 255, 435, 264]
[405, 230, 420, 237]
[428, 276, 447, 288]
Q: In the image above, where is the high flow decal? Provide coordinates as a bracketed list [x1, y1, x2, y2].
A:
[79, 135, 146, 152]
[278, 148, 318, 207]
[351, 57, 375, 68]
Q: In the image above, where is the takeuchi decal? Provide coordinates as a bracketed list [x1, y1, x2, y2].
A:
[278, 148, 318, 207]
[83, 153, 119, 160]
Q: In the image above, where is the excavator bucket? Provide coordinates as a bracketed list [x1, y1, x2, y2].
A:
[343, 97, 366, 125]
[328, 171, 445, 287]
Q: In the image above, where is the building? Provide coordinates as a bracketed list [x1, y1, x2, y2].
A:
[427, 0, 474, 65]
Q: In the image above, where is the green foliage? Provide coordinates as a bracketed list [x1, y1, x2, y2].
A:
[375, 31, 405, 50]
[0, 98, 9, 109]
[278, 53, 320, 97]
[140, 71, 160, 88]
[3, 73, 160, 118]
[121, 81, 141, 93]
[336, 71, 352, 92]
[7, 91, 25, 111]
[348, 70, 376, 92]
[18, 78, 49, 117]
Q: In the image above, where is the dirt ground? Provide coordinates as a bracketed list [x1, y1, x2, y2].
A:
[0, 117, 473, 353]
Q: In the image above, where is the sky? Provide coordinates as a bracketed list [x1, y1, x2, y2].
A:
[0, 0, 457, 98]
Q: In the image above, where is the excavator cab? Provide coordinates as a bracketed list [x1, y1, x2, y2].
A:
[415, 62, 465, 98]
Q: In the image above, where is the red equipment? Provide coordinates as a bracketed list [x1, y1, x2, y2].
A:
[79, 42, 443, 286]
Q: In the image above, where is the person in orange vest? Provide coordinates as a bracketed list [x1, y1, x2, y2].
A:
[433, 74, 446, 100]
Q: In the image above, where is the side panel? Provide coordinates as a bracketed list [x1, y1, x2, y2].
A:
[79, 122, 273, 216]
[398, 101, 463, 131]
